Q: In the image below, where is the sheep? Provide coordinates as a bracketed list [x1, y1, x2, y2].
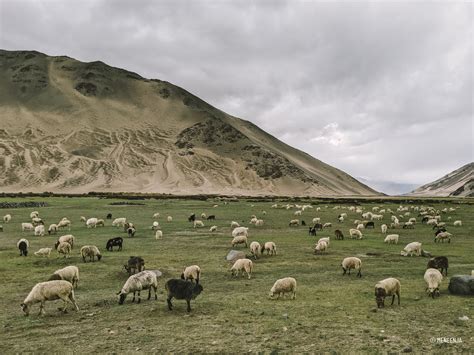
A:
[124, 256, 145, 275]
[334, 229, 344, 240]
[318, 237, 330, 246]
[58, 234, 75, 249]
[434, 232, 452, 243]
[453, 220, 462, 227]
[57, 219, 71, 230]
[249, 241, 263, 259]
[96, 219, 105, 227]
[206, 215, 216, 220]
[232, 226, 249, 237]
[34, 225, 45, 236]
[424, 268, 443, 298]
[22, 222, 34, 232]
[384, 234, 399, 244]
[400, 242, 422, 256]
[49, 266, 79, 288]
[209, 225, 217, 232]
[426, 219, 438, 226]
[263, 241, 277, 255]
[3, 214, 11, 223]
[312, 217, 320, 224]
[231, 235, 248, 248]
[79, 216, 86, 223]
[167, 216, 173, 222]
[153, 212, 160, 219]
[80, 245, 102, 262]
[165, 279, 203, 312]
[230, 221, 240, 228]
[55, 241, 71, 258]
[152, 221, 160, 230]
[21, 280, 79, 316]
[106, 237, 123, 251]
[34, 247, 52, 258]
[48, 223, 58, 235]
[312, 223, 323, 231]
[17, 238, 29, 256]
[338, 216, 344, 223]
[200, 213, 207, 219]
[375, 278, 401, 308]
[106, 213, 113, 220]
[408, 217, 416, 224]
[255, 219, 264, 226]
[112, 217, 127, 227]
[155, 230, 163, 239]
[308, 226, 317, 236]
[230, 258, 253, 279]
[349, 228, 363, 239]
[188, 213, 196, 222]
[31, 217, 44, 227]
[123, 222, 135, 232]
[127, 226, 136, 237]
[269, 277, 297, 299]
[402, 221, 414, 229]
[294, 210, 302, 216]
[30, 211, 39, 219]
[341, 257, 362, 277]
[323, 222, 332, 228]
[289, 219, 300, 226]
[365, 221, 375, 229]
[193, 220, 204, 228]
[381, 224, 388, 234]
[181, 265, 201, 283]
[356, 223, 365, 231]
[118, 270, 159, 304]
[314, 240, 328, 254]
[427, 256, 449, 276]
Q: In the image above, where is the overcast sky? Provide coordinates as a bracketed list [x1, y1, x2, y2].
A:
[1, 0, 472, 194]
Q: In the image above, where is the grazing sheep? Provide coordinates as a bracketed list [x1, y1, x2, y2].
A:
[106, 237, 123, 251]
[349, 228, 363, 239]
[112, 217, 127, 227]
[48, 224, 58, 235]
[22, 222, 34, 232]
[17, 238, 29, 256]
[400, 242, 422, 256]
[80, 216, 86, 222]
[127, 226, 136, 238]
[231, 235, 248, 248]
[318, 237, 330, 246]
[263, 241, 277, 256]
[167, 216, 173, 222]
[3, 214, 11, 223]
[255, 219, 264, 226]
[375, 278, 401, 308]
[165, 279, 203, 312]
[314, 240, 328, 254]
[153, 212, 160, 219]
[453, 220, 462, 227]
[341, 257, 362, 277]
[230, 258, 253, 279]
[269, 277, 297, 299]
[188, 213, 196, 222]
[124, 256, 145, 275]
[181, 265, 201, 283]
[384, 234, 399, 244]
[49, 266, 79, 288]
[34, 225, 45, 236]
[381, 224, 388, 234]
[294, 210, 302, 216]
[80, 245, 102, 262]
[152, 221, 160, 230]
[334, 229, 344, 240]
[118, 270, 159, 304]
[207, 215, 216, 220]
[312, 217, 320, 224]
[230, 221, 240, 228]
[30, 211, 39, 219]
[356, 223, 365, 231]
[58, 234, 75, 249]
[434, 232, 452, 243]
[312, 223, 323, 231]
[34, 247, 52, 258]
[289, 219, 300, 226]
[308, 226, 317, 236]
[427, 256, 449, 276]
[402, 222, 414, 229]
[86, 217, 98, 228]
[193, 220, 204, 228]
[106, 213, 113, 220]
[209, 225, 217, 232]
[249, 241, 263, 259]
[21, 280, 79, 316]
[57, 219, 71, 230]
[424, 268, 443, 298]
[55, 241, 71, 258]
[155, 230, 163, 239]
[323, 222, 332, 228]
[96, 219, 105, 227]
[232, 226, 249, 237]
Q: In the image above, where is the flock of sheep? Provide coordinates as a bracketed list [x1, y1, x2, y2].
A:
[1, 201, 466, 316]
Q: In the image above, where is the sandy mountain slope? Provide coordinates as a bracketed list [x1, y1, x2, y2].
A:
[409, 163, 474, 197]
[0, 50, 378, 196]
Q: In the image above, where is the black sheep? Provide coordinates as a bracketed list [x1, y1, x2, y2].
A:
[127, 227, 136, 238]
[106, 237, 123, 251]
[308, 227, 316, 236]
[427, 256, 449, 276]
[106, 213, 112, 220]
[124, 256, 145, 275]
[188, 213, 196, 222]
[301, 220, 306, 226]
[365, 221, 375, 229]
[334, 229, 344, 240]
[18, 240, 28, 256]
[313, 223, 323, 231]
[165, 279, 203, 312]
[206, 215, 216, 220]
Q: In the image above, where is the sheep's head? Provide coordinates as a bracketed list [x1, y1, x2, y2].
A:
[191, 283, 203, 299]
[97, 254, 102, 261]
[375, 288, 386, 308]
[20, 303, 29, 316]
[426, 287, 440, 298]
[117, 291, 127, 305]
[180, 272, 185, 280]
[400, 251, 407, 256]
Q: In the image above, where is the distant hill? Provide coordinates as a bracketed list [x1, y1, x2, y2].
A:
[409, 163, 474, 197]
[0, 49, 378, 196]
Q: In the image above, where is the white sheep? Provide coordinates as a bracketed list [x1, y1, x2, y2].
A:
[230, 258, 253, 279]
[323, 222, 332, 228]
[230, 221, 240, 228]
[312, 217, 320, 224]
[80, 216, 86, 222]
[167, 216, 173, 222]
[289, 219, 300, 226]
[338, 216, 344, 223]
[117, 270, 159, 304]
[34, 225, 45, 236]
[193, 220, 204, 228]
[232, 226, 249, 238]
[58, 234, 75, 249]
[201, 213, 207, 219]
[453, 220, 462, 227]
[400, 242, 422, 256]
[86, 217, 98, 228]
[249, 217, 258, 224]
[3, 214, 11, 223]
[356, 223, 365, 231]
[48, 224, 58, 235]
[231, 235, 248, 248]
[153, 212, 160, 218]
[209, 225, 217, 232]
[56, 241, 71, 258]
[80, 245, 102, 262]
[341, 257, 362, 277]
[30, 211, 39, 219]
[112, 217, 127, 227]
[49, 266, 79, 288]
[294, 210, 302, 216]
[155, 230, 163, 239]
[255, 219, 264, 226]
[181, 265, 201, 283]
[384, 234, 399, 244]
[318, 237, 330, 246]
[434, 232, 452, 243]
[349, 228, 363, 239]
[22, 222, 34, 232]
[249, 241, 262, 259]
[424, 268, 443, 298]
[152, 221, 160, 230]
[269, 277, 297, 299]
[314, 240, 328, 254]
[21, 280, 79, 316]
[375, 278, 401, 308]
[34, 247, 52, 258]
[381, 224, 388, 234]
[57, 219, 71, 230]
[32, 217, 43, 226]
[263, 241, 277, 255]
[96, 219, 105, 227]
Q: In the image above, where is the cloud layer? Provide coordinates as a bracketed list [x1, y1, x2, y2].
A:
[1, 0, 472, 193]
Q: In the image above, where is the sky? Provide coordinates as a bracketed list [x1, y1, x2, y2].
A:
[0, 0, 472, 194]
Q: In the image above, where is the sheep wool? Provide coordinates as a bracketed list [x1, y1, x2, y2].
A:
[270, 277, 297, 299]
[230, 258, 253, 279]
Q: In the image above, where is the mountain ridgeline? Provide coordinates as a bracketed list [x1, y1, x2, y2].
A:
[0, 49, 377, 196]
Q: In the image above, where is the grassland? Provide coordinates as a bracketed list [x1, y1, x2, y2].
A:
[0, 196, 472, 353]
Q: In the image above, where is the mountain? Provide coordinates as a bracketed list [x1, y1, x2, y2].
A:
[0, 49, 378, 196]
[357, 178, 418, 196]
[409, 163, 474, 197]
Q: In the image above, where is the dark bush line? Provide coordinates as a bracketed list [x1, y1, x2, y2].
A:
[0, 202, 48, 209]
